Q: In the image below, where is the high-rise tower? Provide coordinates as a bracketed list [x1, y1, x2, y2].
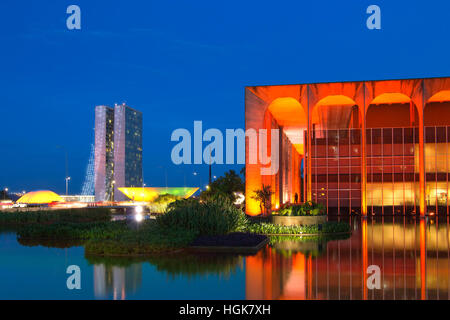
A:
[94, 103, 143, 202]
[113, 103, 143, 201]
[94, 105, 115, 201]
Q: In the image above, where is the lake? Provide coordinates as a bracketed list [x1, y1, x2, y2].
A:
[1, 216, 449, 300]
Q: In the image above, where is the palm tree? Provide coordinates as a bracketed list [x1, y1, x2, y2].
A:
[251, 185, 274, 216]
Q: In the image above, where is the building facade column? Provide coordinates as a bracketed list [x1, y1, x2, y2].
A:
[306, 86, 312, 202]
[279, 126, 283, 207]
[419, 81, 426, 217]
[361, 84, 368, 216]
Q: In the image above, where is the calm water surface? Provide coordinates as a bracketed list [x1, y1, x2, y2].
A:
[1, 217, 449, 300]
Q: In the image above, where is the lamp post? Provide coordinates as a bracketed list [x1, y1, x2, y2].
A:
[193, 172, 202, 195]
[57, 145, 69, 192]
[208, 145, 212, 185]
[65, 177, 71, 196]
[142, 183, 146, 203]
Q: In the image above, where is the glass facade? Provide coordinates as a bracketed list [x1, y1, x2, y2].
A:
[309, 126, 450, 215]
[95, 104, 143, 202]
[113, 104, 143, 201]
[311, 128, 362, 215]
[425, 126, 450, 214]
[124, 108, 143, 187]
[94, 105, 115, 202]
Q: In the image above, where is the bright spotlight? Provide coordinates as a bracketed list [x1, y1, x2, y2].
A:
[135, 213, 143, 222]
[234, 192, 245, 205]
[135, 206, 143, 214]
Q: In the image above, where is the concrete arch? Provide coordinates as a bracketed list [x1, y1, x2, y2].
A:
[366, 93, 419, 128]
[267, 97, 307, 127]
[266, 97, 307, 152]
[265, 97, 307, 210]
[311, 95, 362, 131]
[423, 78, 450, 102]
[364, 79, 423, 111]
[424, 90, 450, 126]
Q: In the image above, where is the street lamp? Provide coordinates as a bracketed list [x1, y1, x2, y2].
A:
[65, 177, 71, 196]
[193, 172, 202, 196]
[141, 183, 146, 203]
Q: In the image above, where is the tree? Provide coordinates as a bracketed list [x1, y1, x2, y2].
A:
[239, 166, 245, 178]
[200, 169, 244, 203]
[0, 190, 10, 201]
[251, 185, 274, 216]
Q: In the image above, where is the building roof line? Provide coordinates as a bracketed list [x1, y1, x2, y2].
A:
[245, 75, 450, 89]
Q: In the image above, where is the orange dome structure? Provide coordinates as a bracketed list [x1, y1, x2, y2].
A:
[16, 190, 63, 204]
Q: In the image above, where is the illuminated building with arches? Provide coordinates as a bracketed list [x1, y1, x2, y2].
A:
[245, 77, 450, 216]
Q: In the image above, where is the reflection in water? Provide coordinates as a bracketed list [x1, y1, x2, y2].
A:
[93, 263, 142, 300]
[88, 253, 244, 299]
[246, 217, 450, 300]
[6, 217, 450, 300]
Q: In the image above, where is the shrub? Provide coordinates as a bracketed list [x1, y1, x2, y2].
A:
[276, 202, 325, 216]
[246, 221, 350, 235]
[147, 194, 182, 214]
[156, 196, 248, 236]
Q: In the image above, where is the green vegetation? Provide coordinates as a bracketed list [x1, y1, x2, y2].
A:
[84, 224, 197, 256]
[251, 185, 274, 215]
[157, 196, 248, 236]
[9, 195, 350, 256]
[17, 221, 126, 240]
[245, 221, 350, 235]
[17, 238, 83, 249]
[200, 169, 244, 203]
[0, 208, 112, 225]
[147, 194, 182, 214]
[14, 197, 250, 256]
[275, 201, 326, 216]
[17, 220, 198, 256]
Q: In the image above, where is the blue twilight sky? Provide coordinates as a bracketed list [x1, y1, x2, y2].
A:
[0, 0, 449, 194]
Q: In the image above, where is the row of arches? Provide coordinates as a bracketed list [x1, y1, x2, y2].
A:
[245, 80, 450, 216]
[267, 91, 450, 133]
